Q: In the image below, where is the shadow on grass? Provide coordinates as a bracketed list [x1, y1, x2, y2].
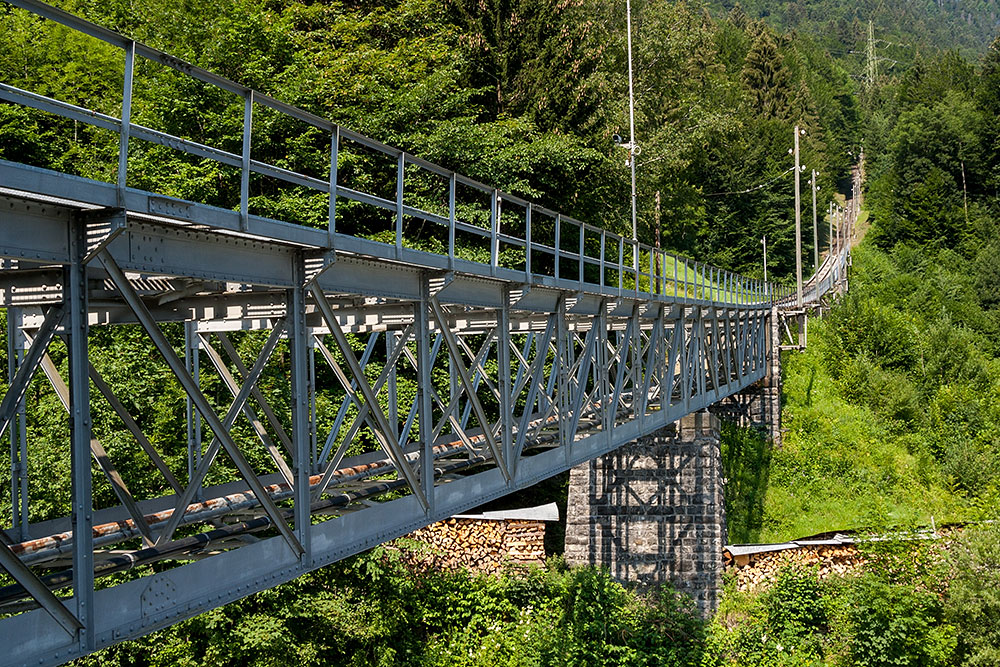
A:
[720, 421, 772, 544]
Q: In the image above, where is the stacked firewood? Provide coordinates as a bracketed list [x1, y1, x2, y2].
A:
[389, 518, 547, 574]
[725, 545, 864, 592]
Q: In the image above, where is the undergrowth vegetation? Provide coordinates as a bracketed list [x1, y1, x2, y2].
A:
[75, 526, 1000, 666]
[707, 526, 1000, 667]
[78, 554, 708, 667]
[758, 33, 1000, 542]
[770, 241, 1000, 540]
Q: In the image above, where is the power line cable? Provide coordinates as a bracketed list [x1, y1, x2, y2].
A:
[704, 167, 795, 197]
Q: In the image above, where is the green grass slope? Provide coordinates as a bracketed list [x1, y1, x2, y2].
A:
[757, 240, 1000, 542]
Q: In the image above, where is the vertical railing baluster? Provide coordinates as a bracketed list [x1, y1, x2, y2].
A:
[448, 173, 456, 269]
[672, 255, 677, 299]
[618, 238, 624, 292]
[117, 41, 135, 208]
[491, 189, 500, 272]
[525, 203, 532, 278]
[578, 225, 585, 286]
[649, 247, 656, 296]
[600, 230, 606, 288]
[328, 127, 339, 246]
[241, 90, 253, 233]
[684, 258, 689, 301]
[555, 214, 561, 281]
[396, 152, 405, 256]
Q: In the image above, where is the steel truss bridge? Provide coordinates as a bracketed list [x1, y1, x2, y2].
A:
[0, 1, 851, 664]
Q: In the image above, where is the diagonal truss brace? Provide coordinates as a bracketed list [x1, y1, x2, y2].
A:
[0, 540, 82, 636]
[429, 297, 511, 483]
[310, 325, 415, 501]
[198, 334, 295, 486]
[215, 332, 293, 456]
[309, 283, 430, 510]
[153, 320, 289, 548]
[0, 306, 63, 442]
[87, 361, 183, 495]
[97, 250, 303, 555]
[32, 347, 156, 546]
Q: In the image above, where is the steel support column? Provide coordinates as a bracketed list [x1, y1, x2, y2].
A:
[67, 218, 94, 650]
[289, 254, 312, 561]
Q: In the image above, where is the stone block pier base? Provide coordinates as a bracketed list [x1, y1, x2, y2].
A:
[564, 412, 726, 615]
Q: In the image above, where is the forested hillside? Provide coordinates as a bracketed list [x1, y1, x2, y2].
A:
[709, 0, 1000, 55]
[2, 0, 1000, 665]
[750, 38, 1000, 543]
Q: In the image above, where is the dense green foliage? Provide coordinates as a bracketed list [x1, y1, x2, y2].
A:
[0, 0, 860, 279]
[78, 555, 707, 666]
[707, 526, 1000, 667]
[709, 0, 1000, 58]
[0, 0, 866, 526]
[3, 0, 1000, 665]
[72, 526, 1000, 666]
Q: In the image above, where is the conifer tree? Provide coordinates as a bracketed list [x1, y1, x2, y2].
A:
[741, 26, 795, 119]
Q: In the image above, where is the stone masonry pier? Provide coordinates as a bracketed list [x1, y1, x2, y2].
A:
[564, 412, 726, 614]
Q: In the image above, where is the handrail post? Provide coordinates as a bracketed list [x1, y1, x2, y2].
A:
[396, 152, 405, 256]
[600, 230, 606, 288]
[448, 173, 456, 269]
[555, 214, 561, 281]
[649, 248, 656, 296]
[525, 203, 532, 278]
[117, 40, 135, 208]
[327, 126, 339, 246]
[684, 259, 689, 301]
[673, 256, 678, 299]
[618, 239, 624, 292]
[490, 189, 500, 272]
[241, 90, 254, 233]
[578, 224, 585, 286]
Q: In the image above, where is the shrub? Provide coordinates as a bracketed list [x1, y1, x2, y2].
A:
[944, 526, 1000, 666]
[843, 575, 956, 667]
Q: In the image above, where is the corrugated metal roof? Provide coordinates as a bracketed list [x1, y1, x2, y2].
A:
[725, 543, 799, 557]
[724, 535, 855, 557]
[453, 502, 560, 522]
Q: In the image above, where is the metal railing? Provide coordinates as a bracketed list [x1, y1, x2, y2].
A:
[0, 0, 787, 306]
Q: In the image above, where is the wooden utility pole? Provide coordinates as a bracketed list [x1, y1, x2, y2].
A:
[654, 190, 662, 285]
[794, 126, 803, 307]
